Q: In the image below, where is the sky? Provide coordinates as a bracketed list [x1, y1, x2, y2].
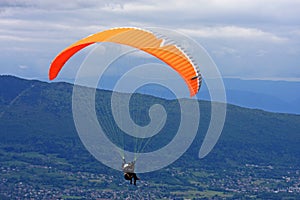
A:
[0, 0, 300, 82]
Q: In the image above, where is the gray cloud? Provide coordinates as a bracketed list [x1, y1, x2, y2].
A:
[0, 0, 299, 81]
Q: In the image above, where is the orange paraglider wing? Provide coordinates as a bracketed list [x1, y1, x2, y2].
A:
[49, 27, 202, 96]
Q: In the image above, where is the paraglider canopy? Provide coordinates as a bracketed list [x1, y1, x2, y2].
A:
[49, 27, 202, 96]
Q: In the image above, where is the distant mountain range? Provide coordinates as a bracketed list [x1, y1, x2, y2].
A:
[198, 78, 300, 114]
[63, 74, 299, 114]
[122, 77, 300, 114]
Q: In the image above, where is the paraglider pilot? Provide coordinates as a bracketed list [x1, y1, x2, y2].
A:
[122, 158, 140, 185]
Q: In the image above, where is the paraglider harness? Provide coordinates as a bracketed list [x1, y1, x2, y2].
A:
[122, 158, 139, 185]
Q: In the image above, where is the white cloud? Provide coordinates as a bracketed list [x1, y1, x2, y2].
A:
[178, 26, 288, 43]
[256, 50, 268, 57]
[212, 46, 239, 57]
[18, 65, 28, 69]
